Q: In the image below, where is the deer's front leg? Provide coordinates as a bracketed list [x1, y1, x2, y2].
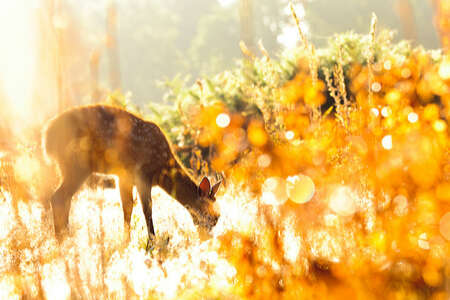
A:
[119, 176, 134, 242]
[136, 178, 155, 238]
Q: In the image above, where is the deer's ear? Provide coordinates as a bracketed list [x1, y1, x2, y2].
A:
[198, 177, 211, 197]
[210, 181, 221, 198]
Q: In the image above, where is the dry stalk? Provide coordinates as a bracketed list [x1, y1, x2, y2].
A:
[334, 65, 348, 129]
[240, 40, 256, 60]
[367, 13, 377, 108]
[289, 1, 318, 85]
[309, 44, 319, 87]
[324, 68, 339, 104]
[324, 63, 350, 130]
[196, 79, 204, 94]
[289, 1, 320, 121]
[310, 44, 320, 121]
[289, 1, 308, 50]
[257, 39, 270, 61]
[335, 47, 348, 107]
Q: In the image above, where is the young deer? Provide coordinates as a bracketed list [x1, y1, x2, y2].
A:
[43, 105, 220, 241]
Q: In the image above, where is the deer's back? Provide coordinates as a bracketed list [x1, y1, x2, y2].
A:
[43, 105, 173, 175]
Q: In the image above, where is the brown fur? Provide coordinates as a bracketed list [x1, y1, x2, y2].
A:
[43, 104, 220, 241]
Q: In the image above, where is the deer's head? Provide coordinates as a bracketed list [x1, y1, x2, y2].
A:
[191, 177, 221, 230]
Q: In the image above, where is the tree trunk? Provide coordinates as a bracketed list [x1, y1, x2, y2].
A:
[394, 0, 417, 42]
[106, 0, 121, 90]
[239, 0, 255, 55]
[430, 0, 450, 50]
[90, 48, 101, 102]
[52, 0, 70, 113]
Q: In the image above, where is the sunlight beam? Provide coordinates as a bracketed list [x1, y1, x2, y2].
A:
[0, 1, 36, 124]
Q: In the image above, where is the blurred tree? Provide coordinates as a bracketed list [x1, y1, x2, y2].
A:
[0, 78, 12, 147]
[240, 0, 255, 53]
[32, 0, 67, 116]
[57, 0, 288, 104]
[303, 0, 439, 48]
[394, 0, 417, 41]
[116, 0, 287, 103]
[187, 5, 240, 75]
[116, 0, 187, 102]
[54, 0, 67, 112]
[430, 0, 450, 50]
[33, 0, 93, 119]
[90, 48, 102, 102]
[60, 0, 440, 107]
[106, 0, 121, 90]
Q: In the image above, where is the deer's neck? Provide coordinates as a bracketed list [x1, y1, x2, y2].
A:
[158, 163, 198, 206]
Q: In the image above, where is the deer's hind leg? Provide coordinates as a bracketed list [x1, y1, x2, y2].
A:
[51, 168, 89, 240]
[118, 176, 134, 241]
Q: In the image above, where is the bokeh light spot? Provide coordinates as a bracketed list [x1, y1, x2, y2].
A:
[381, 106, 392, 117]
[438, 59, 450, 80]
[407, 112, 418, 123]
[370, 108, 380, 117]
[401, 68, 412, 78]
[216, 113, 231, 128]
[371, 82, 382, 92]
[381, 135, 393, 150]
[285, 130, 295, 140]
[257, 154, 271, 168]
[261, 177, 288, 205]
[432, 120, 447, 132]
[329, 186, 358, 217]
[13, 155, 40, 184]
[247, 122, 268, 147]
[286, 174, 315, 204]
[418, 233, 430, 250]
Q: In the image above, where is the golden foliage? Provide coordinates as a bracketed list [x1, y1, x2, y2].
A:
[161, 39, 450, 299]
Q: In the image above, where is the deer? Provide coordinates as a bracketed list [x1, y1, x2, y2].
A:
[42, 104, 221, 242]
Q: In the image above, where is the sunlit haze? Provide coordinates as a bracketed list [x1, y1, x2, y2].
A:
[0, 1, 35, 123]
